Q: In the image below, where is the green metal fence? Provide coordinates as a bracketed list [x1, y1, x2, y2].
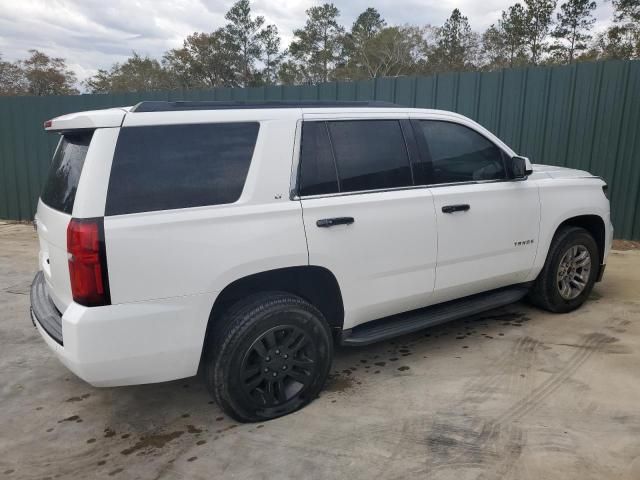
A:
[1, 60, 639, 239]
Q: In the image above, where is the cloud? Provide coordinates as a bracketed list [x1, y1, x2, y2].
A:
[0, 0, 615, 85]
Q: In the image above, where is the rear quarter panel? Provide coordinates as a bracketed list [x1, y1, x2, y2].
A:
[104, 114, 307, 304]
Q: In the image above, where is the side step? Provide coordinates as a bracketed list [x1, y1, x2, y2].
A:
[341, 285, 530, 346]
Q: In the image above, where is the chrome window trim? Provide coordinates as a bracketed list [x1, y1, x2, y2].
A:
[292, 178, 511, 201]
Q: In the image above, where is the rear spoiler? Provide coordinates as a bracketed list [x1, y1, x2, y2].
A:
[44, 107, 131, 132]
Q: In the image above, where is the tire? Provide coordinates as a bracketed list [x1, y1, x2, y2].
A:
[528, 226, 599, 313]
[204, 292, 333, 422]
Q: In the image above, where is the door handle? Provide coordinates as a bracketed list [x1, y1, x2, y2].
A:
[316, 217, 355, 228]
[442, 204, 470, 214]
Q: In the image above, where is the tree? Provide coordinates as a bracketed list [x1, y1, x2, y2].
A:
[483, 4, 529, 69]
[259, 24, 284, 85]
[613, 0, 640, 23]
[340, 25, 427, 79]
[164, 1, 283, 88]
[85, 53, 176, 93]
[286, 3, 345, 84]
[351, 7, 386, 40]
[524, 0, 557, 64]
[607, 0, 639, 58]
[429, 9, 480, 72]
[21, 50, 78, 95]
[550, 0, 596, 63]
[338, 7, 386, 79]
[163, 30, 238, 88]
[482, 25, 509, 69]
[502, 4, 530, 66]
[0, 54, 27, 95]
[224, 0, 265, 86]
[583, 0, 638, 60]
[277, 60, 307, 85]
[593, 25, 639, 59]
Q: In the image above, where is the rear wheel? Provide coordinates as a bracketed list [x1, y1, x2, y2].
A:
[528, 226, 599, 313]
[205, 292, 333, 422]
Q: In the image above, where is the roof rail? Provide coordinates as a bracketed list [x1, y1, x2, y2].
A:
[130, 100, 401, 113]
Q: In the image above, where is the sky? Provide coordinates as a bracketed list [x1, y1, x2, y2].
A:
[0, 0, 615, 83]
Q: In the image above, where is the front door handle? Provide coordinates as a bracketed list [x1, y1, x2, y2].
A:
[442, 204, 470, 214]
[316, 217, 355, 228]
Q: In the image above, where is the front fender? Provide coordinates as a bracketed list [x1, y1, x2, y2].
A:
[528, 177, 611, 280]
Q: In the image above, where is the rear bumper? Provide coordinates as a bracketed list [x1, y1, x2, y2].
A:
[31, 271, 63, 344]
[30, 272, 215, 387]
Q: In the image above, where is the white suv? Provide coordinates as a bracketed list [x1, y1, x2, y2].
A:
[31, 101, 613, 421]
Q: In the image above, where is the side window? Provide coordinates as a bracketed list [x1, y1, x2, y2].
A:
[106, 122, 258, 215]
[41, 131, 93, 214]
[298, 122, 339, 196]
[419, 121, 506, 184]
[328, 120, 412, 193]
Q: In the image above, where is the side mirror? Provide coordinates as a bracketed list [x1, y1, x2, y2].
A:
[510, 155, 533, 179]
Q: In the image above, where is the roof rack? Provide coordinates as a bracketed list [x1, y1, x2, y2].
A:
[131, 100, 401, 113]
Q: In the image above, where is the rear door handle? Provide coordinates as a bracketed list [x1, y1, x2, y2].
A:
[442, 204, 470, 214]
[316, 217, 355, 228]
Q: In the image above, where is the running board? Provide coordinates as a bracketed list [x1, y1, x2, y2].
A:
[341, 285, 530, 346]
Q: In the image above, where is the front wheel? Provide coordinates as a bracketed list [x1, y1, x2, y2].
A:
[204, 292, 333, 422]
[528, 226, 599, 313]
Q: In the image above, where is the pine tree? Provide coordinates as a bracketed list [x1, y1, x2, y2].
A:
[550, 0, 597, 63]
[286, 3, 345, 84]
[430, 9, 480, 72]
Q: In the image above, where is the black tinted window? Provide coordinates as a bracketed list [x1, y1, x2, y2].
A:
[299, 122, 339, 196]
[327, 120, 412, 193]
[41, 131, 93, 214]
[106, 122, 258, 215]
[419, 121, 506, 184]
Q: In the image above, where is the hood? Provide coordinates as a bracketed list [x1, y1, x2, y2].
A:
[532, 163, 594, 179]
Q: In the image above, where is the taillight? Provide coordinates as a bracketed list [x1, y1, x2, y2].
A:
[67, 218, 110, 306]
[43, 119, 52, 129]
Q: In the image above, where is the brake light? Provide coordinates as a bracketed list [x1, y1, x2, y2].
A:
[67, 218, 110, 306]
[44, 119, 52, 129]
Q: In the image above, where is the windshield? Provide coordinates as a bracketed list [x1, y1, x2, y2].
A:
[40, 131, 93, 214]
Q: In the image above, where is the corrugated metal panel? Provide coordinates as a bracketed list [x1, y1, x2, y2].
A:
[0, 60, 638, 239]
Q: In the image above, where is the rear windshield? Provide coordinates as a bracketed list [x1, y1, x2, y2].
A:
[105, 122, 259, 216]
[41, 131, 94, 214]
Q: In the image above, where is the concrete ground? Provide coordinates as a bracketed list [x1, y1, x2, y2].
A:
[1, 223, 639, 480]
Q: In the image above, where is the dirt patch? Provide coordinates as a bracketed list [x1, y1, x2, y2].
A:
[215, 424, 238, 434]
[186, 425, 202, 434]
[66, 393, 90, 403]
[612, 239, 640, 251]
[120, 431, 184, 456]
[590, 290, 603, 300]
[58, 415, 80, 423]
[325, 374, 356, 393]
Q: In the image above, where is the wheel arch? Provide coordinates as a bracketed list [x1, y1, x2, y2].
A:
[533, 213, 606, 283]
[199, 265, 345, 365]
[556, 214, 606, 265]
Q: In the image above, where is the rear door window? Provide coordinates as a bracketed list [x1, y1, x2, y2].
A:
[41, 131, 94, 214]
[105, 122, 259, 215]
[327, 120, 412, 193]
